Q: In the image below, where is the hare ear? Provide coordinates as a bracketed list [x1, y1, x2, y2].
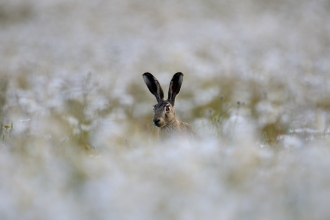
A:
[168, 72, 183, 105]
[143, 72, 164, 103]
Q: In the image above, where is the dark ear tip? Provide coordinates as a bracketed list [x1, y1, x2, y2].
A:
[143, 72, 151, 76]
[175, 72, 184, 76]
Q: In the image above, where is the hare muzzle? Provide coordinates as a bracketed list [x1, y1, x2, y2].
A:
[153, 118, 162, 127]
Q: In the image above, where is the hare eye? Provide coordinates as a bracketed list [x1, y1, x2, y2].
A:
[165, 105, 171, 112]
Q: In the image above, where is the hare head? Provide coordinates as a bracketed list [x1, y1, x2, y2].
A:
[143, 72, 191, 139]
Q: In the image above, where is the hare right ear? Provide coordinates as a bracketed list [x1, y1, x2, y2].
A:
[142, 72, 164, 103]
[168, 72, 183, 105]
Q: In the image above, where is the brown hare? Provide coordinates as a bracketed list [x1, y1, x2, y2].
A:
[142, 72, 192, 140]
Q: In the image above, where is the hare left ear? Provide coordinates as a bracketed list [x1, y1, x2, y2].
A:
[168, 72, 183, 106]
[143, 72, 164, 103]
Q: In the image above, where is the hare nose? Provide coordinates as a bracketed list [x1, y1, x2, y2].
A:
[153, 119, 160, 125]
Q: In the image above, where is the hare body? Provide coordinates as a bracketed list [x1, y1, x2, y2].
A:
[143, 72, 192, 140]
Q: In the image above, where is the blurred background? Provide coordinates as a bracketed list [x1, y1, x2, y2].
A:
[1, 0, 330, 219]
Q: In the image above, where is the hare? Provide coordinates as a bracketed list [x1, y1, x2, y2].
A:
[142, 72, 192, 140]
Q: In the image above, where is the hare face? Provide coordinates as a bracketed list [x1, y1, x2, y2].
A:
[153, 101, 176, 127]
